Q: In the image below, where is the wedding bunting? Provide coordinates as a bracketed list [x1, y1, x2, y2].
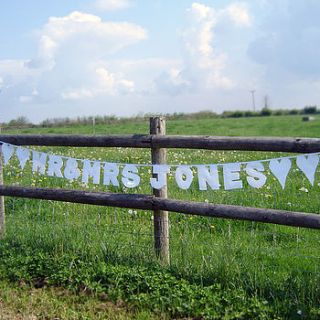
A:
[1, 141, 319, 191]
[296, 154, 319, 186]
[269, 158, 291, 189]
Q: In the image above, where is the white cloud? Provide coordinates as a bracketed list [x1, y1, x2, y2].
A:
[61, 67, 135, 100]
[94, 0, 132, 11]
[28, 11, 147, 70]
[225, 3, 252, 27]
[0, 10, 147, 113]
[185, 3, 216, 57]
[0, 59, 40, 82]
[171, 2, 232, 91]
[0, 3, 262, 122]
[155, 2, 252, 95]
[96, 68, 117, 93]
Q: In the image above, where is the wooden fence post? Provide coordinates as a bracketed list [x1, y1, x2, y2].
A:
[150, 117, 170, 264]
[0, 143, 5, 238]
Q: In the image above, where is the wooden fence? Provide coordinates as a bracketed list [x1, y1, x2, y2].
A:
[0, 117, 320, 264]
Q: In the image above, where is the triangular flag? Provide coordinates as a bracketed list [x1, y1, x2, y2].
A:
[269, 158, 291, 189]
[296, 154, 319, 186]
[1, 143, 15, 165]
[16, 146, 30, 169]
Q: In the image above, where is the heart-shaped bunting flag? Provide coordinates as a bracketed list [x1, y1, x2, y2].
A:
[269, 158, 292, 189]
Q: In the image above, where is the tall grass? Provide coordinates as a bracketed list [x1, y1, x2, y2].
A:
[1, 115, 320, 318]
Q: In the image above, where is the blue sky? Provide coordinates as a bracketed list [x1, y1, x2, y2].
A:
[0, 0, 320, 122]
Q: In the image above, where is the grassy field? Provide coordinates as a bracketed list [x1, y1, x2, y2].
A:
[5, 114, 320, 137]
[1, 114, 320, 319]
[0, 281, 157, 320]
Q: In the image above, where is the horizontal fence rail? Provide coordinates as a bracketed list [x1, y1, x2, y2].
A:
[1, 134, 320, 152]
[0, 185, 320, 230]
[1, 117, 320, 265]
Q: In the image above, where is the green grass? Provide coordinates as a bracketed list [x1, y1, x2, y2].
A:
[0, 280, 157, 320]
[4, 114, 320, 137]
[1, 114, 320, 319]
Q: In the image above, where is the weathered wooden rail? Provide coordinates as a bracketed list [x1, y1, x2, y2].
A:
[0, 134, 320, 152]
[0, 117, 320, 264]
[0, 185, 319, 230]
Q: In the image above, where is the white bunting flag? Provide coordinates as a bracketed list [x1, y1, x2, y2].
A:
[47, 155, 64, 178]
[16, 146, 30, 169]
[121, 164, 140, 188]
[245, 161, 266, 189]
[82, 160, 101, 184]
[64, 158, 81, 180]
[0, 141, 319, 192]
[296, 154, 319, 186]
[150, 165, 170, 190]
[197, 165, 220, 191]
[1, 143, 15, 165]
[175, 165, 193, 190]
[269, 158, 292, 189]
[223, 163, 243, 190]
[32, 151, 47, 175]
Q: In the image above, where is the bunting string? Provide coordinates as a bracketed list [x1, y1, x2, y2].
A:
[0, 141, 319, 191]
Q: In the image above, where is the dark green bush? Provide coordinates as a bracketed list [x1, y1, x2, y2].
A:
[260, 108, 272, 116]
[244, 111, 259, 117]
[302, 106, 318, 114]
[289, 109, 299, 115]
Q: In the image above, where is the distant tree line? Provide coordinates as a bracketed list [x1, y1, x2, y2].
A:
[221, 105, 318, 118]
[1, 106, 318, 129]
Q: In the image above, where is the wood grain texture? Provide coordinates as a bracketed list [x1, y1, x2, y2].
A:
[0, 185, 319, 230]
[0, 134, 151, 148]
[1, 135, 320, 152]
[150, 117, 170, 264]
